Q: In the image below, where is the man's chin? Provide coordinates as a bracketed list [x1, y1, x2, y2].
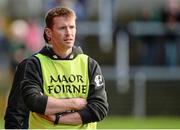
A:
[64, 43, 74, 49]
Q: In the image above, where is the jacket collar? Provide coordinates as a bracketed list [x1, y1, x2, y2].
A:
[39, 45, 83, 60]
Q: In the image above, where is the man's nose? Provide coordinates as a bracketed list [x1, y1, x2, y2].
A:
[65, 28, 71, 35]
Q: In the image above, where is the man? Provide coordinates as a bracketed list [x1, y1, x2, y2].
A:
[4, 6, 108, 129]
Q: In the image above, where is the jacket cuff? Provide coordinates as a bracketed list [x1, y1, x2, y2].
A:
[33, 95, 48, 114]
[78, 107, 97, 124]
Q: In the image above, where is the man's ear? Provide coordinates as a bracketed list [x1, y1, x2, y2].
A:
[44, 28, 52, 39]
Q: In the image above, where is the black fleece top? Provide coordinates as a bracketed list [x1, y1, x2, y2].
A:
[4, 45, 108, 129]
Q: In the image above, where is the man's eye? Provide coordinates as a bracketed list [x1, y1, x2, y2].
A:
[60, 27, 65, 30]
[70, 26, 75, 29]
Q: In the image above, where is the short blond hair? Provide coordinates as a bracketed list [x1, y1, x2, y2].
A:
[45, 6, 76, 28]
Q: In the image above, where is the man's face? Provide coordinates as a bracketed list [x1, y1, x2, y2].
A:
[47, 16, 76, 50]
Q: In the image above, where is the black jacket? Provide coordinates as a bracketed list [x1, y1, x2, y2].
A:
[4, 46, 108, 129]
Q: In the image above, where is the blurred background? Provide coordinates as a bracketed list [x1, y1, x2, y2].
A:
[1, 0, 180, 128]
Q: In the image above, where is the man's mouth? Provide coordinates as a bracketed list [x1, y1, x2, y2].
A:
[64, 39, 73, 42]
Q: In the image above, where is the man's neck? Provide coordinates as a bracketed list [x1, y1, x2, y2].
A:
[52, 46, 72, 59]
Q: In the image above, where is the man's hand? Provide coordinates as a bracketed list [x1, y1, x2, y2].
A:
[70, 98, 87, 110]
[37, 114, 55, 122]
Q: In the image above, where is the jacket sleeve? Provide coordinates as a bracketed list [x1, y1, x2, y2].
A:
[4, 56, 47, 129]
[4, 61, 30, 129]
[78, 57, 109, 124]
[20, 57, 48, 113]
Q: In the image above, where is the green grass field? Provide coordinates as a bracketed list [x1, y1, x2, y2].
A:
[1, 116, 180, 129]
[97, 116, 180, 129]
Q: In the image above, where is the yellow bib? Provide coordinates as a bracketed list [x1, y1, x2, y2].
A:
[29, 53, 97, 129]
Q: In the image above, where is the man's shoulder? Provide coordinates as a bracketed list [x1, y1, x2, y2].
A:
[88, 56, 99, 65]
[23, 54, 39, 62]
[18, 54, 40, 67]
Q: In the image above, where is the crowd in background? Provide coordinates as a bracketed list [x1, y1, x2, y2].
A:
[1, 0, 180, 82]
[128, 0, 180, 67]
